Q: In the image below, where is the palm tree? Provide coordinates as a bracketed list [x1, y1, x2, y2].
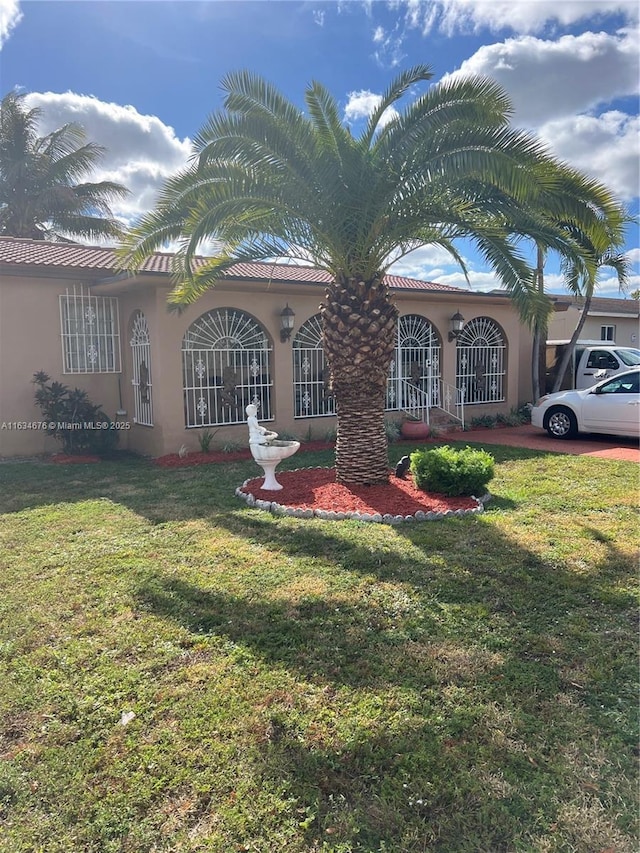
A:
[550, 242, 630, 393]
[121, 67, 615, 485]
[0, 89, 129, 242]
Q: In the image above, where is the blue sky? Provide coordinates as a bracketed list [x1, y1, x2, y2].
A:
[1, 0, 638, 295]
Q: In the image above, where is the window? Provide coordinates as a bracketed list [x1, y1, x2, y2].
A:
[456, 317, 506, 404]
[59, 284, 121, 373]
[293, 314, 335, 418]
[586, 350, 619, 370]
[182, 309, 272, 427]
[130, 311, 153, 426]
[292, 313, 442, 419]
[597, 372, 639, 394]
[386, 314, 441, 414]
[600, 325, 616, 341]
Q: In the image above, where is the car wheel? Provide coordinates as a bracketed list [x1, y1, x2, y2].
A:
[545, 406, 578, 439]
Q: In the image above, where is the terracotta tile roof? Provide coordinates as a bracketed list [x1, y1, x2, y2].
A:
[0, 236, 462, 293]
[0, 237, 117, 270]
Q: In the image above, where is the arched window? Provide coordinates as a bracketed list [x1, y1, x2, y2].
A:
[293, 314, 335, 418]
[182, 309, 273, 427]
[386, 314, 441, 412]
[130, 310, 153, 426]
[456, 317, 506, 404]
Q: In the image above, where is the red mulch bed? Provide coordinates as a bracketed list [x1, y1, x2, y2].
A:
[239, 467, 476, 516]
[154, 441, 333, 468]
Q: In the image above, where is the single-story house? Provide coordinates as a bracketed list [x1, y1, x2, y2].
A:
[0, 236, 535, 458]
[548, 295, 639, 346]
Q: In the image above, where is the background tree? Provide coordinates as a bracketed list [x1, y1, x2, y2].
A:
[121, 67, 616, 485]
[0, 89, 129, 242]
[550, 241, 630, 393]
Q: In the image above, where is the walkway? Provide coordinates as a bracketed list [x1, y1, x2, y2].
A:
[458, 424, 639, 463]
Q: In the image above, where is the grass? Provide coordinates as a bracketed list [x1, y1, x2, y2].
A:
[0, 442, 638, 852]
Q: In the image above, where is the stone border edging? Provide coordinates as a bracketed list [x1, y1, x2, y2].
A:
[235, 466, 491, 524]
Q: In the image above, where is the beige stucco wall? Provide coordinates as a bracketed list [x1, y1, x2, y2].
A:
[0, 272, 123, 457]
[112, 276, 531, 457]
[1, 268, 534, 458]
[547, 305, 639, 347]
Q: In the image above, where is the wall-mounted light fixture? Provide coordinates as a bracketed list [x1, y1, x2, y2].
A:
[448, 310, 465, 342]
[279, 303, 295, 342]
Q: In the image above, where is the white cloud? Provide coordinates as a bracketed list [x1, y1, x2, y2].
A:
[25, 92, 192, 222]
[591, 271, 638, 296]
[0, 0, 21, 48]
[625, 247, 640, 265]
[370, 19, 406, 67]
[388, 244, 508, 291]
[404, 0, 638, 36]
[439, 28, 639, 201]
[344, 90, 399, 126]
[538, 111, 639, 202]
[443, 28, 639, 127]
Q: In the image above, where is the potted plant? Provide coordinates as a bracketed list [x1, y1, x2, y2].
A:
[400, 414, 431, 440]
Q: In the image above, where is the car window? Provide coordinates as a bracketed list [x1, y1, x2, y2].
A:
[597, 373, 639, 394]
[586, 350, 619, 369]
[616, 349, 640, 367]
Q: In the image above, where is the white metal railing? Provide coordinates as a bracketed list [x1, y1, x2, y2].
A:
[438, 378, 465, 428]
[398, 379, 432, 424]
[398, 378, 465, 429]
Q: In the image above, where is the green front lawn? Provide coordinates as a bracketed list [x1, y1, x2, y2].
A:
[0, 444, 637, 852]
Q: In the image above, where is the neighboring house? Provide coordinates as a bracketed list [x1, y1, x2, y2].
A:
[548, 295, 640, 347]
[0, 236, 534, 458]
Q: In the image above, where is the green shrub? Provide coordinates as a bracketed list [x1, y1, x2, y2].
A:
[471, 414, 497, 429]
[410, 445, 495, 497]
[32, 371, 118, 456]
[497, 405, 531, 426]
[384, 418, 402, 442]
[197, 429, 217, 453]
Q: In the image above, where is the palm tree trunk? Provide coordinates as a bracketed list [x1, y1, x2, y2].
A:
[531, 245, 547, 400]
[321, 274, 398, 485]
[551, 293, 593, 393]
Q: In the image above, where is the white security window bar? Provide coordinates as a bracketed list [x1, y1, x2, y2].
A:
[59, 284, 121, 373]
[130, 310, 153, 426]
[292, 314, 335, 418]
[386, 314, 441, 413]
[456, 317, 506, 404]
[182, 309, 273, 428]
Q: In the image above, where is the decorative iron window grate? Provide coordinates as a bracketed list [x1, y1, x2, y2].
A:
[386, 314, 441, 410]
[130, 310, 153, 426]
[59, 284, 121, 373]
[182, 309, 273, 427]
[293, 314, 335, 418]
[456, 317, 506, 404]
[292, 313, 443, 418]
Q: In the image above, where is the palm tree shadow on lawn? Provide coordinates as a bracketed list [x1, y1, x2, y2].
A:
[134, 522, 637, 850]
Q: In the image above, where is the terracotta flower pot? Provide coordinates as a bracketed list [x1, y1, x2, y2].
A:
[400, 420, 430, 440]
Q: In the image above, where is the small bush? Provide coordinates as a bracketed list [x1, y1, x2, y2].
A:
[410, 445, 495, 497]
[197, 429, 217, 453]
[221, 441, 243, 454]
[497, 405, 531, 426]
[471, 414, 497, 429]
[32, 371, 118, 456]
[384, 418, 402, 442]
